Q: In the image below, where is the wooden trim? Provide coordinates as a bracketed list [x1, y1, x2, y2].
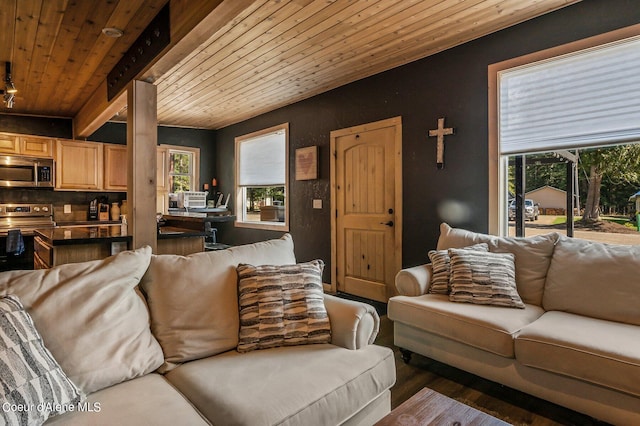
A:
[127, 80, 158, 252]
[487, 23, 640, 235]
[73, 1, 255, 138]
[160, 144, 201, 191]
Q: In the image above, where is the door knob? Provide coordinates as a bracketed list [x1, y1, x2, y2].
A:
[380, 220, 394, 227]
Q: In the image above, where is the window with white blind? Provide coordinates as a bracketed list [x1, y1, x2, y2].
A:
[235, 123, 289, 231]
[498, 35, 640, 155]
[489, 27, 640, 235]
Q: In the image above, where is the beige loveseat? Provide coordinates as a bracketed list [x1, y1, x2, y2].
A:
[388, 223, 640, 425]
[0, 234, 395, 425]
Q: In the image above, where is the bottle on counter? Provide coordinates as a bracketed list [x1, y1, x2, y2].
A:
[111, 202, 120, 221]
[120, 215, 128, 235]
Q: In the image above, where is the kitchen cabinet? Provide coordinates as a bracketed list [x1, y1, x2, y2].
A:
[55, 139, 104, 190]
[20, 136, 54, 157]
[104, 144, 127, 191]
[0, 134, 19, 154]
[0, 133, 54, 157]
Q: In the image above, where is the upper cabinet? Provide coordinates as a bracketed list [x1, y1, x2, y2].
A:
[20, 136, 54, 157]
[55, 139, 104, 190]
[0, 134, 19, 154]
[0, 133, 54, 157]
[104, 144, 127, 191]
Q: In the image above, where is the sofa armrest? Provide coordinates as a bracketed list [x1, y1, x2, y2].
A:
[323, 294, 379, 350]
[395, 264, 433, 296]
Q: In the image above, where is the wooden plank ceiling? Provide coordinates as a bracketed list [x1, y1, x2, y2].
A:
[1, 0, 579, 131]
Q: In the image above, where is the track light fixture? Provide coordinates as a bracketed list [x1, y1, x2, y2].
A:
[1, 62, 17, 108]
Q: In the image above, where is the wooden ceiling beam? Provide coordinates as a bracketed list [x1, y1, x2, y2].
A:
[74, 0, 254, 138]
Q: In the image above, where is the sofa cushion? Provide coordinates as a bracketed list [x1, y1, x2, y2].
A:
[165, 344, 395, 426]
[0, 295, 83, 426]
[0, 247, 163, 395]
[515, 311, 640, 397]
[437, 223, 559, 306]
[543, 236, 640, 325]
[45, 373, 209, 425]
[140, 234, 296, 371]
[237, 260, 331, 352]
[387, 294, 543, 357]
[448, 248, 524, 309]
[427, 243, 488, 294]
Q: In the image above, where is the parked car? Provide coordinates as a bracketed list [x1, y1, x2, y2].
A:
[509, 199, 539, 221]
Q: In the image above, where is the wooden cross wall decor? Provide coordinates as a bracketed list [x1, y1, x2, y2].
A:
[428, 117, 454, 169]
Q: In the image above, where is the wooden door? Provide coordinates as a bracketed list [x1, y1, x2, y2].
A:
[331, 117, 402, 302]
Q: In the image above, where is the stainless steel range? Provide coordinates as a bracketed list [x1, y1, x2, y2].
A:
[0, 203, 55, 271]
[0, 203, 55, 235]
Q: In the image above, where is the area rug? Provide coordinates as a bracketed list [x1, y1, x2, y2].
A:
[454, 397, 526, 426]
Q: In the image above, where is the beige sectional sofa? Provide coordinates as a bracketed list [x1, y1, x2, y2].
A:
[0, 234, 395, 426]
[388, 223, 640, 425]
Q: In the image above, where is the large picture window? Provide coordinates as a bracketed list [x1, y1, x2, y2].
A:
[489, 26, 640, 236]
[235, 123, 289, 231]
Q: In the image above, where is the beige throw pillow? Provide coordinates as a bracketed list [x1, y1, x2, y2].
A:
[237, 260, 331, 352]
[448, 248, 525, 309]
[140, 234, 296, 370]
[543, 236, 640, 325]
[428, 243, 489, 294]
[0, 246, 163, 395]
[437, 223, 559, 306]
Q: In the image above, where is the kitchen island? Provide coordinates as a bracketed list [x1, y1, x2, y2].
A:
[157, 226, 206, 255]
[34, 225, 132, 269]
[34, 225, 206, 268]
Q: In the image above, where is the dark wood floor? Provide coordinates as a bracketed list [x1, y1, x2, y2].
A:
[375, 315, 610, 426]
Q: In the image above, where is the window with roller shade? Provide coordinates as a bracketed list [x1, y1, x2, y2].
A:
[498, 36, 640, 155]
[235, 123, 289, 231]
[490, 31, 640, 235]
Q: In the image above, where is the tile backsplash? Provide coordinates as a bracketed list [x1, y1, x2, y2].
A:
[0, 189, 126, 223]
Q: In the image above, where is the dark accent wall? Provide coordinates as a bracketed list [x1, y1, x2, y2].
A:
[0, 114, 72, 138]
[88, 122, 216, 190]
[215, 0, 640, 276]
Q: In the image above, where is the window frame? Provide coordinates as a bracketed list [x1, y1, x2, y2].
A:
[156, 144, 200, 214]
[234, 123, 290, 231]
[167, 147, 199, 193]
[488, 23, 640, 235]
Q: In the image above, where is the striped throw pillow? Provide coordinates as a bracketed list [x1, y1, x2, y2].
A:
[428, 243, 489, 294]
[237, 260, 331, 352]
[448, 248, 525, 309]
[0, 295, 83, 425]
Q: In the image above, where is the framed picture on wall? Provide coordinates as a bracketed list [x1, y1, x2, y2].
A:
[295, 146, 318, 180]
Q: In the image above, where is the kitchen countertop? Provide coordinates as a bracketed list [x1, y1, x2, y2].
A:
[35, 225, 131, 246]
[35, 225, 205, 246]
[55, 220, 122, 227]
[157, 226, 206, 239]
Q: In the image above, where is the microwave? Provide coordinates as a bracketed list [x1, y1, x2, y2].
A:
[0, 155, 55, 188]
